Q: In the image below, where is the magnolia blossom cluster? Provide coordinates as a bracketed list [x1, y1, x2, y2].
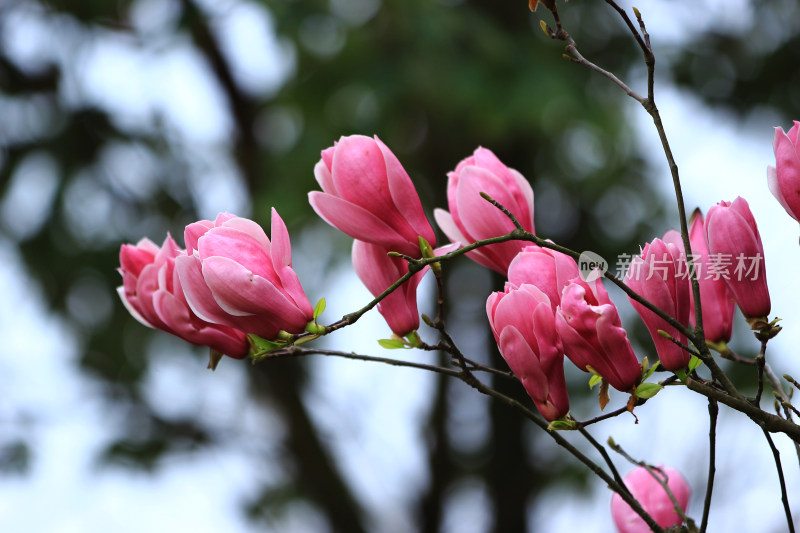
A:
[484, 182, 770, 421]
[118, 209, 315, 361]
[118, 134, 775, 396]
[116, 128, 798, 531]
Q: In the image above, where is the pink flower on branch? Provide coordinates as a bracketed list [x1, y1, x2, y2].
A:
[118, 235, 249, 358]
[662, 210, 734, 345]
[486, 283, 569, 421]
[705, 197, 770, 320]
[175, 209, 314, 341]
[769, 120, 800, 222]
[435, 147, 535, 274]
[556, 278, 641, 393]
[611, 466, 691, 533]
[309, 135, 437, 258]
[624, 238, 691, 371]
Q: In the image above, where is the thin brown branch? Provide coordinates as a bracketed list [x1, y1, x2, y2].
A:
[755, 341, 767, 405]
[258, 345, 463, 378]
[574, 405, 632, 429]
[700, 399, 718, 533]
[686, 377, 800, 443]
[762, 429, 796, 533]
[579, 428, 629, 495]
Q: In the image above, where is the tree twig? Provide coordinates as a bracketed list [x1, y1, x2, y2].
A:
[579, 427, 629, 496]
[700, 399, 718, 533]
[258, 345, 463, 378]
[762, 429, 796, 533]
[686, 377, 800, 443]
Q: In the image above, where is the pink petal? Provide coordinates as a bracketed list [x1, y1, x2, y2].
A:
[198, 226, 278, 285]
[352, 240, 400, 295]
[498, 326, 550, 405]
[434, 208, 468, 244]
[134, 262, 167, 329]
[119, 238, 159, 276]
[375, 135, 436, 246]
[184, 220, 215, 253]
[594, 307, 640, 391]
[456, 166, 520, 240]
[320, 145, 336, 173]
[556, 308, 599, 374]
[201, 256, 310, 328]
[435, 209, 499, 270]
[486, 291, 503, 342]
[220, 216, 271, 250]
[153, 289, 248, 357]
[768, 164, 799, 221]
[117, 285, 154, 328]
[270, 208, 313, 315]
[175, 253, 237, 326]
[309, 191, 418, 256]
[509, 168, 535, 231]
[729, 197, 760, 237]
[531, 300, 563, 366]
[314, 158, 338, 195]
[330, 135, 395, 212]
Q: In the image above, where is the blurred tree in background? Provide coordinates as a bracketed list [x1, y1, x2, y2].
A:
[5, 0, 793, 531]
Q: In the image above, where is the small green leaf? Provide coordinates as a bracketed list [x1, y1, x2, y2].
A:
[248, 334, 287, 361]
[547, 419, 577, 431]
[635, 382, 663, 399]
[688, 355, 702, 373]
[249, 334, 283, 353]
[313, 298, 326, 320]
[378, 339, 407, 349]
[643, 360, 661, 381]
[405, 330, 422, 348]
[674, 368, 688, 382]
[588, 374, 603, 389]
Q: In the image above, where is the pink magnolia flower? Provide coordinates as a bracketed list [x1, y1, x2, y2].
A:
[705, 197, 770, 319]
[352, 240, 429, 337]
[507, 244, 580, 312]
[487, 283, 569, 421]
[624, 238, 691, 371]
[662, 211, 735, 344]
[556, 278, 641, 392]
[768, 121, 800, 222]
[118, 235, 249, 358]
[175, 209, 314, 340]
[434, 147, 535, 274]
[308, 135, 437, 258]
[611, 466, 691, 533]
